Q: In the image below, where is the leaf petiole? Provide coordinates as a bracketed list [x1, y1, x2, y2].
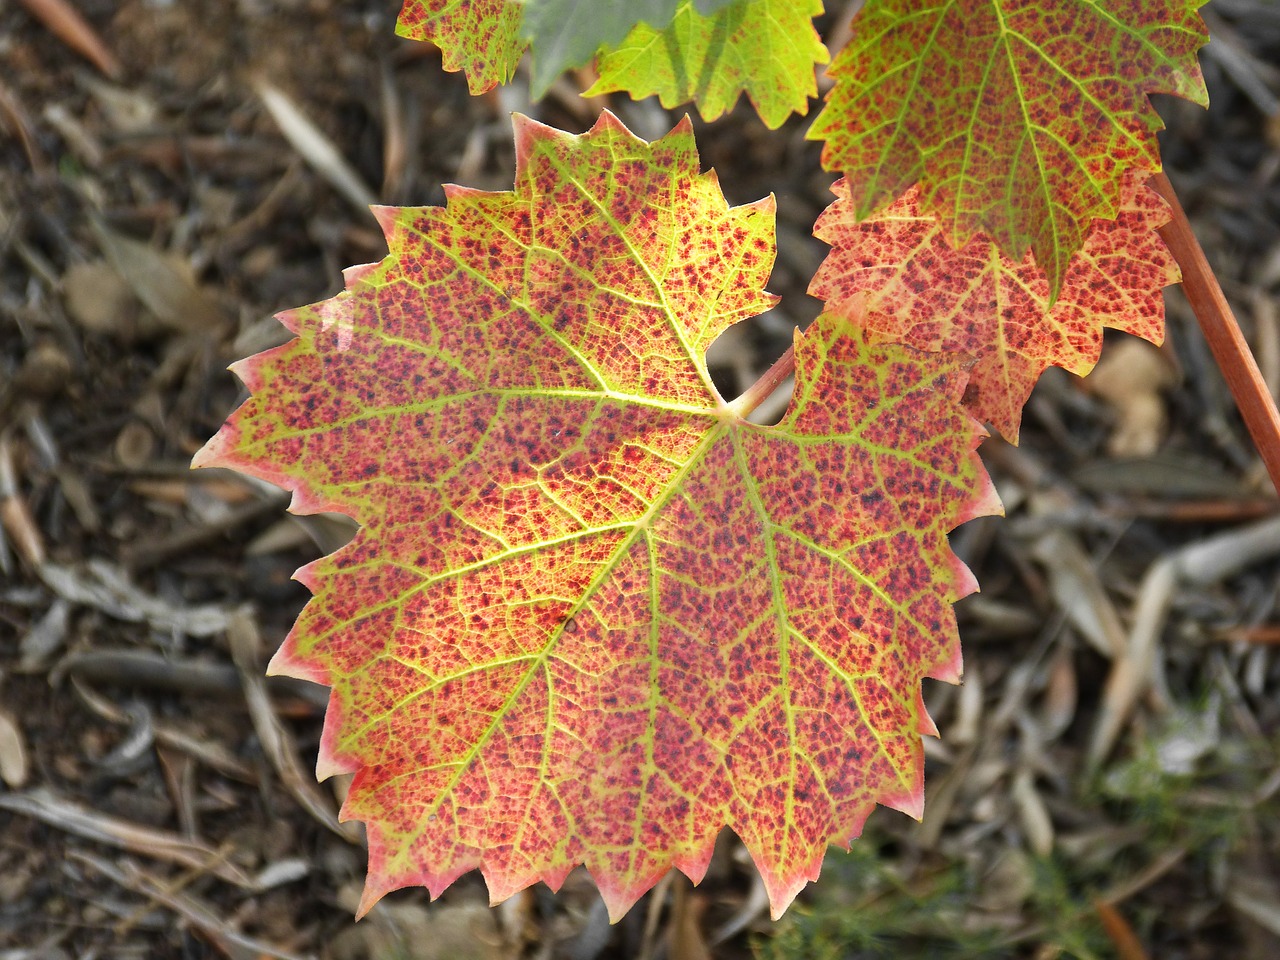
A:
[730, 342, 796, 419]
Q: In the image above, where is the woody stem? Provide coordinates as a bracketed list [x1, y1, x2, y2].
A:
[1151, 171, 1280, 492]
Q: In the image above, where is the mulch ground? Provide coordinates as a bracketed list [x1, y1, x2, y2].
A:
[3, 2, 1280, 958]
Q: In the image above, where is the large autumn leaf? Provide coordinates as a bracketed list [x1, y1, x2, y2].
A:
[810, 171, 1179, 442]
[808, 0, 1208, 295]
[195, 112, 999, 919]
[587, 0, 828, 128]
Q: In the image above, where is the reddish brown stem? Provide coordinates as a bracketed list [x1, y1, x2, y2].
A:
[731, 343, 795, 418]
[1151, 171, 1280, 493]
[17, 0, 121, 79]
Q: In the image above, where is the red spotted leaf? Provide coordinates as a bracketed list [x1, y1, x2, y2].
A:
[195, 112, 999, 920]
[810, 171, 1180, 442]
[808, 0, 1208, 295]
[396, 0, 525, 94]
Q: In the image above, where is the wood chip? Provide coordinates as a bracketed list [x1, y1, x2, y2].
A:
[1085, 338, 1176, 457]
[228, 611, 357, 844]
[1229, 876, 1280, 939]
[1031, 529, 1126, 659]
[0, 435, 45, 569]
[1011, 768, 1054, 857]
[0, 789, 256, 888]
[1091, 514, 1280, 766]
[71, 851, 310, 960]
[254, 77, 377, 216]
[90, 220, 224, 336]
[39, 559, 233, 637]
[0, 707, 30, 787]
[17, 597, 70, 670]
[63, 260, 137, 336]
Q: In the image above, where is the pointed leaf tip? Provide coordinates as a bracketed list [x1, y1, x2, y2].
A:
[189, 430, 229, 471]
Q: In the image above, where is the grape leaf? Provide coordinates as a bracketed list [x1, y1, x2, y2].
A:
[522, 0, 743, 98]
[807, 0, 1208, 295]
[395, 0, 526, 95]
[810, 171, 1178, 442]
[587, 0, 828, 129]
[195, 112, 998, 920]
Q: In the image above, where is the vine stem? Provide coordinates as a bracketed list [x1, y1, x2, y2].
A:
[730, 342, 795, 419]
[1150, 171, 1280, 492]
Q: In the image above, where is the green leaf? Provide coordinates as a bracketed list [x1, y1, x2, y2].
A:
[588, 0, 828, 128]
[196, 112, 998, 920]
[808, 0, 1208, 295]
[522, 0, 742, 97]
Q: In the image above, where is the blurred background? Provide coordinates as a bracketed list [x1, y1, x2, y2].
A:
[2, 1, 1279, 957]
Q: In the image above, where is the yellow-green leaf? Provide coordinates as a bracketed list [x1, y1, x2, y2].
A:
[588, 0, 828, 128]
